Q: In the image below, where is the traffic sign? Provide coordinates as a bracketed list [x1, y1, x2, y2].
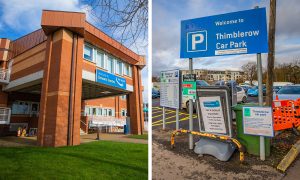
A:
[180, 8, 268, 58]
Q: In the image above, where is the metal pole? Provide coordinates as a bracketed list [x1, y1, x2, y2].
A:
[96, 126, 100, 140]
[257, 53, 265, 161]
[176, 108, 179, 130]
[189, 58, 193, 150]
[162, 106, 166, 130]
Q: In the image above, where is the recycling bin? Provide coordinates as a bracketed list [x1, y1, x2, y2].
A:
[232, 103, 271, 156]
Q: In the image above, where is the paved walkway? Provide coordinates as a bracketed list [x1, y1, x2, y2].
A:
[0, 133, 147, 147]
[0, 136, 37, 147]
[80, 133, 148, 144]
[283, 158, 300, 179]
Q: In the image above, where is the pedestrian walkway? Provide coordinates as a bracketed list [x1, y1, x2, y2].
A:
[0, 136, 37, 147]
[0, 133, 148, 147]
[80, 133, 148, 144]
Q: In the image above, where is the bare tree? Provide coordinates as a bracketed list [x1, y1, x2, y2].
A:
[241, 62, 257, 85]
[83, 0, 148, 48]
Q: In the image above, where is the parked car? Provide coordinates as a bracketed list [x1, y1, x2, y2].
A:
[247, 85, 266, 96]
[181, 80, 209, 112]
[273, 85, 300, 101]
[273, 86, 282, 93]
[196, 80, 210, 86]
[236, 86, 247, 103]
[240, 85, 252, 93]
[214, 80, 237, 86]
[152, 89, 160, 99]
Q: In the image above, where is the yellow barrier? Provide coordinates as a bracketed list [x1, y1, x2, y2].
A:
[170, 129, 245, 163]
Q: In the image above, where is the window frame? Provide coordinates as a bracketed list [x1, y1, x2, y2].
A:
[83, 44, 94, 62]
[106, 56, 114, 74]
[96, 50, 105, 69]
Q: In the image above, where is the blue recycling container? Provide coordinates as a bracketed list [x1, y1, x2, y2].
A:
[124, 125, 127, 134]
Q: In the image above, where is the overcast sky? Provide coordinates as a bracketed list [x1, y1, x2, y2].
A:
[153, 0, 300, 76]
[0, 0, 148, 102]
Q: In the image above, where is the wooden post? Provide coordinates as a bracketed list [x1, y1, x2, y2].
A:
[266, 0, 277, 106]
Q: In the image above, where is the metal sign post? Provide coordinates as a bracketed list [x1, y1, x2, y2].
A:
[189, 58, 193, 150]
[257, 53, 265, 161]
[176, 108, 179, 130]
[162, 107, 166, 130]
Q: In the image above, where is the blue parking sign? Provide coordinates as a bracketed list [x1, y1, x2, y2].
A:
[187, 31, 207, 52]
[180, 8, 268, 58]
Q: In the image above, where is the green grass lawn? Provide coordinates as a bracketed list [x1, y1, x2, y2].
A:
[0, 141, 147, 179]
[127, 134, 148, 140]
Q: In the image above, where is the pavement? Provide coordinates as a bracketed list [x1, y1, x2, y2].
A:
[0, 136, 37, 147]
[0, 133, 147, 147]
[80, 133, 148, 144]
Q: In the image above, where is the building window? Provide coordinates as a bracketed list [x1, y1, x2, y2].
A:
[108, 109, 112, 116]
[11, 101, 39, 115]
[124, 64, 132, 77]
[107, 57, 114, 73]
[121, 95, 126, 100]
[103, 109, 107, 116]
[121, 109, 127, 116]
[96, 51, 105, 68]
[115, 60, 123, 75]
[84, 44, 93, 62]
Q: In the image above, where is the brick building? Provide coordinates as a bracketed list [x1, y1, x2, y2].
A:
[181, 69, 245, 83]
[0, 10, 145, 147]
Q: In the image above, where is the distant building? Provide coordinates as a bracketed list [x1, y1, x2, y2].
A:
[181, 69, 246, 83]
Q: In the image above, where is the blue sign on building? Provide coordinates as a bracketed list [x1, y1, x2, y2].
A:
[181, 8, 268, 58]
[96, 69, 127, 90]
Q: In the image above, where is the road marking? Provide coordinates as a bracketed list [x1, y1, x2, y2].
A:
[152, 111, 175, 118]
[152, 114, 187, 125]
[152, 115, 198, 126]
[152, 108, 175, 115]
[152, 113, 190, 124]
[152, 116, 197, 127]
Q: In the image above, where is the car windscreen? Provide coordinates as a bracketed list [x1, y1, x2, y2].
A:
[196, 80, 209, 86]
[277, 86, 300, 94]
[251, 86, 258, 90]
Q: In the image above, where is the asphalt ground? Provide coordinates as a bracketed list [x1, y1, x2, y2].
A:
[152, 96, 259, 130]
[152, 99, 199, 131]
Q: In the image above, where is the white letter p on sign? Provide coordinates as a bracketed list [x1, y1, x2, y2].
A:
[192, 33, 204, 50]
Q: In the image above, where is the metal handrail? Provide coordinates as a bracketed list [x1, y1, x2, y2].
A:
[88, 116, 126, 128]
[0, 107, 11, 124]
[80, 120, 87, 126]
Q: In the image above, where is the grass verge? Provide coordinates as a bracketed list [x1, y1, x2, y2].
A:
[127, 134, 148, 140]
[0, 141, 147, 179]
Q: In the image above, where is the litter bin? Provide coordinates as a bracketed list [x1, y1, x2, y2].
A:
[124, 125, 127, 134]
[232, 103, 271, 156]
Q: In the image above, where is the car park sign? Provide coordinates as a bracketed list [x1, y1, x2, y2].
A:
[180, 8, 268, 58]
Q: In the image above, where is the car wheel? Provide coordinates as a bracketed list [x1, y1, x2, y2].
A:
[242, 96, 247, 103]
